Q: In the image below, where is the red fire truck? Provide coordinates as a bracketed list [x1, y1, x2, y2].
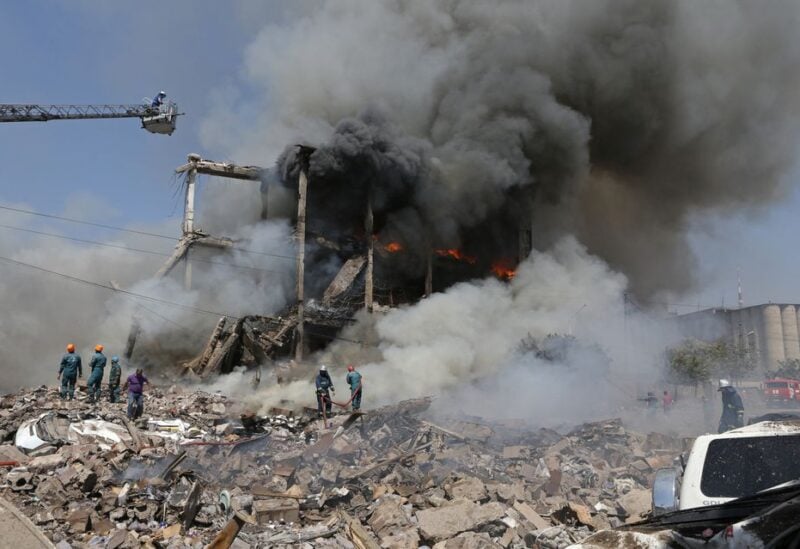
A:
[762, 378, 800, 407]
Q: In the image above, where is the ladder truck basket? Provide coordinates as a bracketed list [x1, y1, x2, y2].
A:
[141, 101, 178, 135]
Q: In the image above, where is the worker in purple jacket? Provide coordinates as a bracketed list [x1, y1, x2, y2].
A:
[122, 368, 149, 420]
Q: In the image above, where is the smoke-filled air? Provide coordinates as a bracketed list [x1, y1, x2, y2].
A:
[4, 0, 800, 427]
[229, 0, 800, 419]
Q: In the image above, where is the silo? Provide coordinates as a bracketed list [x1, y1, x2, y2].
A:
[763, 304, 786, 370]
[782, 305, 800, 360]
[795, 306, 800, 353]
[746, 307, 764, 370]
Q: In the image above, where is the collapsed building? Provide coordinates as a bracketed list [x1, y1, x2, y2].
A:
[125, 140, 534, 378]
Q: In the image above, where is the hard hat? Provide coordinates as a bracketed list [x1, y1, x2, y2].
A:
[718, 379, 731, 390]
[66, 343, 75, 353]
[95, 344, 104, 352]
[111, 356, 119, 363]
[347, 365, 354, 372]
[320, 365, 327, 372]
[159, 91, 167, 96]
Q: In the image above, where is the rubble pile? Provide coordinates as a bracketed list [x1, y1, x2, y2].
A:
[0, 385, 685, 548]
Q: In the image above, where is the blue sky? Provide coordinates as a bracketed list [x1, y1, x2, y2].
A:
[1, 1, 798, 312]
[0, 1, 281, 225]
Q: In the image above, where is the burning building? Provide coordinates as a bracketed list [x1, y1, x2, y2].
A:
[114, 0, 800, 402]
[143, 140, 533, 378]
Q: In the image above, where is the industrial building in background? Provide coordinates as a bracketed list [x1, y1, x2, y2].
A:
[677, 303, 800, 371]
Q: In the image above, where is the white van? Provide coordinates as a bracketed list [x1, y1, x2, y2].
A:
[653, 420, 800, 513]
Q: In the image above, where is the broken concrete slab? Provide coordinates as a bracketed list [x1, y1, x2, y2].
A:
[433, 531, 503, 548]
[368, 496, 412, 537]
[28, 452, 67, 472]
[7, 467, 33, 491]
[446, 477, 488, 502]
[618, 488, 651, 522]
[416, 501, 505, 542]
[512, 501, 550, 530]
[0, 444, 30, 464]
[0, 496, 55, 548]
[253, 498, 301, 524]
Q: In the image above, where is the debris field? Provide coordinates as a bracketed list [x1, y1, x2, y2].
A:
[0, 385, 686, 548]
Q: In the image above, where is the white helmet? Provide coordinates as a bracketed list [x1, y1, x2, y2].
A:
[320, 364, 327, 372]
[718, 379, 731, 390]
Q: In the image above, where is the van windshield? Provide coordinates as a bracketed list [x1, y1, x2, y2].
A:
[766, 382, 789, 388]
[701, 435, 800, 498]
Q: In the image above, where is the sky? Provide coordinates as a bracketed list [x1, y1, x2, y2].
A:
[1, 0, 799, 316]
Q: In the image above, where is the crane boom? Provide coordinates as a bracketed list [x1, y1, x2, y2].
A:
[0, 104, 157, 122]
[0, 102, 180, 135]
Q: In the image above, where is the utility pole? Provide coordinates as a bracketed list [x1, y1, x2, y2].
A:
[737, 267, 744, 309]
[183, 155, 198, 290]
[124, 153, 263, 361]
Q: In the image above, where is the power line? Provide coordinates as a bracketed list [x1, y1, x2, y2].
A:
[0, 203, 296, 261]
[0, 254, 239, 320]
[0, 253, 366, 346]
[0, 204, 176, 240]
[135, 301, 195, 334]
[0, 223, 287, 275]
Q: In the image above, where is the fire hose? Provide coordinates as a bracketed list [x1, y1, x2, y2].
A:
[317, 382, 362, 428]
[330, 382, 362, 408]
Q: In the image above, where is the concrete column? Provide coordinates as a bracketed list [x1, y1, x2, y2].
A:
[294, 167, 308, 361]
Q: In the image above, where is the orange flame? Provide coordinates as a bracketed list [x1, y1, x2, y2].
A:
[435, 248, 477, 264]
[491, 259, 517, 280]
[385, 242, 403, 253]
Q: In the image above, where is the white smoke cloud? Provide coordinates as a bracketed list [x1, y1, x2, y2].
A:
[0, 190, 297, 392]
[251, 238, 681, 423]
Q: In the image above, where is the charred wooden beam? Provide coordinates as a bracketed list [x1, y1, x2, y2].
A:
[200, 319, 243, 378]
[191, 317, 227, 374]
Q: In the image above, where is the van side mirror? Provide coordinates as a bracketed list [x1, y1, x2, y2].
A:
[652, 467, 680, 515]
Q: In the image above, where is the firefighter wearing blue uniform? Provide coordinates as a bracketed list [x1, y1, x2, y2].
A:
[345, 365, 363, 411]
[315, 365, 335, 417]
[108, 356, 122, 403]
[58, 343, 82, 400]
[718, 379, 744, 433]
[151, 91, 167, 108]
[86, 344, 107, 403]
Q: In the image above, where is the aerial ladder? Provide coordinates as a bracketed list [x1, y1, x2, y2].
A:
[0, 93, 180, 135]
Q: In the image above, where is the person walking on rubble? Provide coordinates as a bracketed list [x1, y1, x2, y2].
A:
[58, 343, 82, 400]
[108, 356, 122, 403]
[315, 365, 335, 418]
[345, 365, 363, 411]
[123, 368, 149, 420]
[86, 344, 107, 403]
[718, 379, 744, 433]
[639, 391, 658, 416]
[662, 390, 673, 414]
